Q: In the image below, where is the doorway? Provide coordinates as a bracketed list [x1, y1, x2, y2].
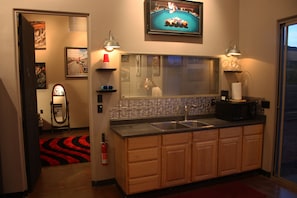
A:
[275, 16, 297, 185]
[15, 9, 90, 192]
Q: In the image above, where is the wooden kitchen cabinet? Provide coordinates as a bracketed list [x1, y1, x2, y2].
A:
[161, 132, 192, 188]
[218, 127, 242, 176]
[242, 124, 263, 171]
[114, 135, 161, 195]
[192, 129, 218, 181]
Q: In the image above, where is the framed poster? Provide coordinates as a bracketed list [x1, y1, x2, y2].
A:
[146, 0, 203, 37]
[30, 21, 46, 49]
[35, 62, 46, 89]
[65, 47, 88, 78]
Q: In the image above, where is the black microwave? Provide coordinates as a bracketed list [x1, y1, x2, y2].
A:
[215, 101, 257, 121]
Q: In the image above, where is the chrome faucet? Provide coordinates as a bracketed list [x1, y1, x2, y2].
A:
[184, 104, 197, 121]
[184, 105, 189, 121]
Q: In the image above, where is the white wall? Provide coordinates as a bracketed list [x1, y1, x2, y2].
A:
[239, 0, 297, 172]
[3, 0, 296, 194]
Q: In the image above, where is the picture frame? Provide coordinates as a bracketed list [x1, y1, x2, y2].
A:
[35, 62, 46, 89]
[65, 47, 88, 78]
[30, 21, 46, 50]
[146, 0, 203, 37]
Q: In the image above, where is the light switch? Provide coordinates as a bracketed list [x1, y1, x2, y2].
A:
[98, 105, 103, 113]
[97, 95, 103, 103]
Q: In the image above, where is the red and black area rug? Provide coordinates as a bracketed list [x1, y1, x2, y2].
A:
[39, 135, 90, 166]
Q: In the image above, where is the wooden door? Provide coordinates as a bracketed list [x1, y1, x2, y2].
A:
[161, 133, 191, 187]
[192, 130, 218, 181]
[242, 124, 263, 171]
[18, 14, 41, 192]
[218, 127, 242, 176]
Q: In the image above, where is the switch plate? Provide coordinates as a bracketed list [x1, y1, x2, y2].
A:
[261, 100, 270, 109]
[98, 105, 103, 113]
[97, 95, 103, 103]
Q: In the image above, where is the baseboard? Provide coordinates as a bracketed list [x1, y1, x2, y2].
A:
[91, 178, 116, 186]
[1, 191, 27, 198]
[259, 169, 272, 177]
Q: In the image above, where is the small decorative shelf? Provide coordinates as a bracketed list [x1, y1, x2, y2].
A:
[224, 70, 242, 73]
[96, 68, 117, 71]
[97, 89, 117, 93]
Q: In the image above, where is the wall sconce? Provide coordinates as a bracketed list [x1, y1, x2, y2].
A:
[226, 45, 241, 56]
[103, 31, 120, 52]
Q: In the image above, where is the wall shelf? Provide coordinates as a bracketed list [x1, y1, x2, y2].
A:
[96, 89, 117, 93]
[96, 68, 117, 71]
[224, 70, 242, 73]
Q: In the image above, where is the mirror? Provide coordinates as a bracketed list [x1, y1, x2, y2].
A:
[51, 84, 70, 129]
[120, 54, 220, 98]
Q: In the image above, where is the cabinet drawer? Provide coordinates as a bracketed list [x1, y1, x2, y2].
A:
[244, 124, 263, 135]
[220, 127, 242, 138]
[129, 175, 160, 194]
[162, 132, 191, 145]
[128, 148, 159, 162]
[193, 129, 218, 142]
[128, 136, 160, 150]
[128, 160, 159, 178]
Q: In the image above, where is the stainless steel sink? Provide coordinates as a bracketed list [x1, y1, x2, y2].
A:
[178, 120, 214, 128]
[150, 120, 214, 132]
[150, 121, 190, 131]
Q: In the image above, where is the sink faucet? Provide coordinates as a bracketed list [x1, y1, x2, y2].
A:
[184, 104, 197, 121]
[184, 105, 189, 121]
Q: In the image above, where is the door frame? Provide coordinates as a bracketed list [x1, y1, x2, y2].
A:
[13, 9, 90, 192]
[274, 15, 297, 187]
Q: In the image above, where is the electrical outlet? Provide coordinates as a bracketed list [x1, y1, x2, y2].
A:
[261, 100, 270, 109]
[98, 105, 103, 113]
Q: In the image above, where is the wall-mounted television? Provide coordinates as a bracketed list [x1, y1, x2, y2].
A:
[146, 0, 203, 37]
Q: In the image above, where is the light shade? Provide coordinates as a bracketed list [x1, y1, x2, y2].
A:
[103, 31, 120, 51]
[226, 45, 241, 56]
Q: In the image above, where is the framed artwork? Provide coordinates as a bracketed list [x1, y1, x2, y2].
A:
[35, 62, 46, 89]
[65, 47, 88, 78]
[30, 21, 46, 49]
[146, 0, 203, 37]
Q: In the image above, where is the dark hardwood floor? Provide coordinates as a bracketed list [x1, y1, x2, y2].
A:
[26, 161, 297, 198]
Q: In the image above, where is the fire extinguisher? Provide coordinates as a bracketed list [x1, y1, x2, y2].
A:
[101, 133, 108, 165]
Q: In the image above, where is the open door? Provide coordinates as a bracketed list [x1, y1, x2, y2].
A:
[18, 14, 41, 192]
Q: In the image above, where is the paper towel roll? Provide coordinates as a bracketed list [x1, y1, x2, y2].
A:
[232, 82, 242, 100]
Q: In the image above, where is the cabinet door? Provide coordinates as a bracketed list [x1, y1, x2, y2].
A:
[242, 124, 263, 171]
[192, 130, 218, 181]
[192, 140, 218, 181]
[218, 127, 242, 176]
[161, 144, 191, 187]
[161, 133, 191, 187]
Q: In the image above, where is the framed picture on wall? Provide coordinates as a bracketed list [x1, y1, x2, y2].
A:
[146, 0, 203, 37]
[35, 62, 46, 89]
[65, 47, 88, 78]
[30, 21, 46, 50]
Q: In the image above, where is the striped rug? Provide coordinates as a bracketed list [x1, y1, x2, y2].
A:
[39, 135, 90, 166]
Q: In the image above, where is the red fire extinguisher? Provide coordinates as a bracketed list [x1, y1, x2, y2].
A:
[101, 133, 108, 165]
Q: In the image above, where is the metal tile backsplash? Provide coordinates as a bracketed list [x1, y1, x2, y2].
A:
[110, 96, 218, 120]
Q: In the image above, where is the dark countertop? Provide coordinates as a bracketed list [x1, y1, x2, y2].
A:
[110, 115, 266, 138]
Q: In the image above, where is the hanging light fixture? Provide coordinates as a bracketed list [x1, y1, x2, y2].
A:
[103, 30, 120, 52]
[226, 45, 241, 56]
